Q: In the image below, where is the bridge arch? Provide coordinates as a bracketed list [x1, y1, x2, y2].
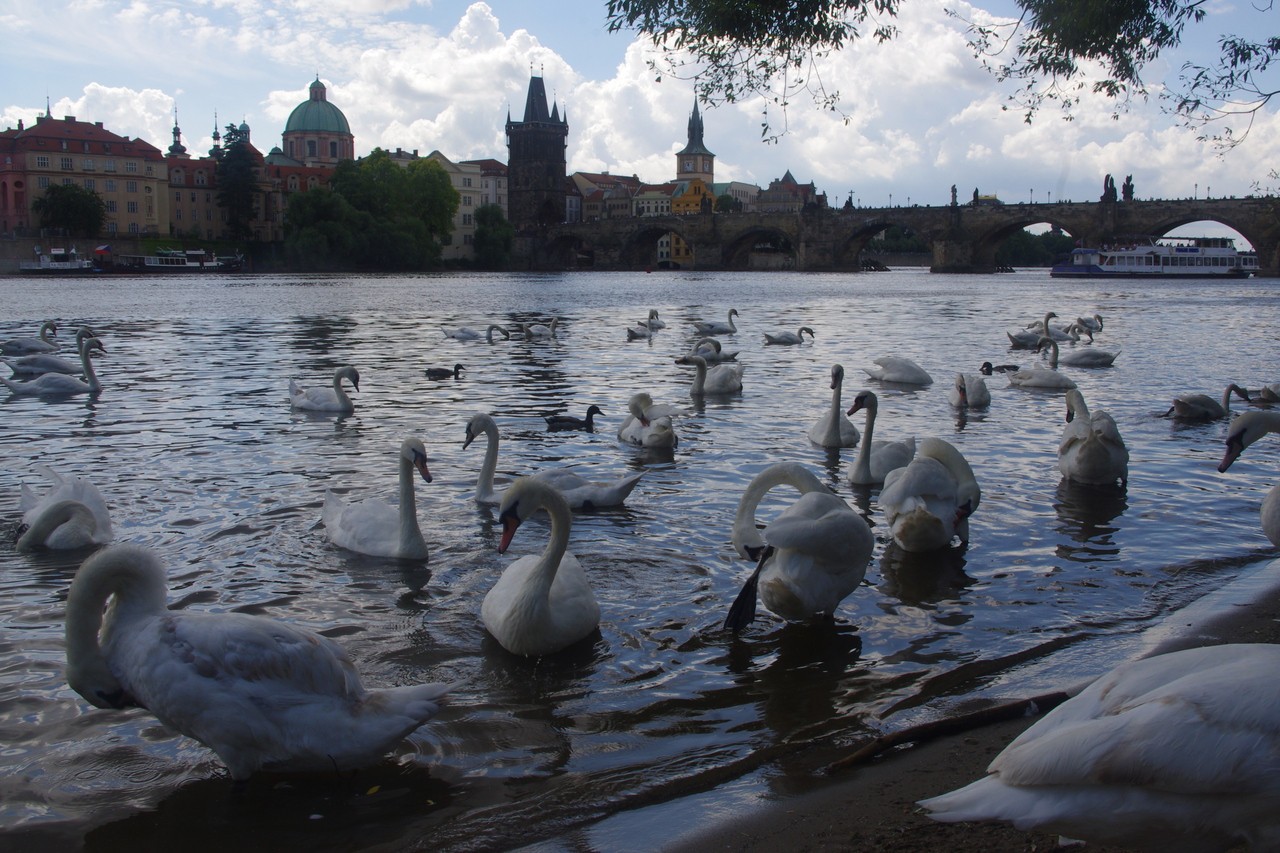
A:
[720, 226, 798, 269]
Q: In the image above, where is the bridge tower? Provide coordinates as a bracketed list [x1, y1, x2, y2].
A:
[506, 74, 568, 229]
[675, 98, 714, 185]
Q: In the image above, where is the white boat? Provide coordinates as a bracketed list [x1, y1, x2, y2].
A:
[16, 247, 96, 274]
[1051, 236, 1257, 278]
[112, 248, 244, 273]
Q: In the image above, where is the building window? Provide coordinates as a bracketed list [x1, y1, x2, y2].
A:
[145, 164, 154, 176]
[329, 141, 337, 159]
[37, 176, 50, 189]
[190, 192, 196, 202]
[176, 209, 182, 220]
[126, 181, 138, 193]
[105, 179, 116, 192]
[462, 213, 473, 225]
[127, 201, 138, 213]
[105, 200, 117, 212]
[106, 222, 117, 234]
[205, 192, 211, 203]
[83, 159, 95, 171]
[128, 222, 138, 234]
[125, 161, 137, 173]
[36, 155, 49, 168]
[84, 179, 94, 191]
[195, 171, 207, 186]
[307, 140, 317, 157]
[206, 210, 212, 221]
[105, 159, 116, 172]
[463, 177, 473, 187]
[463, 234, 474, 245]
[463, 195, 472, 206]
[62, 178, 74, 186]
[175, 191, 182, 203]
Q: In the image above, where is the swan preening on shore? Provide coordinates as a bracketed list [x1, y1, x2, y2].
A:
[1166, 383, 1251, 421]
[674, 354, 745, 396]
[0, 320, 58, 355]
[18, 466, 113, 550]
[1059, 389, 1128, 486]
[2, 336, 105, 396]
[920, 643, 1280, 851]
[879, 437, 980, 552]
[808, 364, 860, 448]
[64, 544, 451, 780]
[323, 437, 432, 560]
[483, 477, 601, 656]
[465, 412, 645, 509]
[763, 326, 814, 346]
[693, 308, 739, 336]
[725, 462, 874, 631]
[845, 390, 916, 485]
[617, 393, 680, 448]
[1219, 410, 1280, 546]
[290, 365, 360, 413]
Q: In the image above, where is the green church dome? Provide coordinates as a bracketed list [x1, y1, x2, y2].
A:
[284, 78, 351, 134]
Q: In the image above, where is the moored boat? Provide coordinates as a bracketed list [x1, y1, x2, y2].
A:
[16, 246, 96, 275]
[110, 247, 244, 273]
[1051, 236, 1257, 278]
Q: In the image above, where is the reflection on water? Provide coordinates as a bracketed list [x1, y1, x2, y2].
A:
[1, 269, 1279, 851]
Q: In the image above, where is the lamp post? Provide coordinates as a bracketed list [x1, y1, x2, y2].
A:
[1194, 182, 1198, 199]
[889, 193, 893, 207]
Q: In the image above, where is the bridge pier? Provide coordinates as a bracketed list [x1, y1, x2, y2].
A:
[931, 239, 997, 274]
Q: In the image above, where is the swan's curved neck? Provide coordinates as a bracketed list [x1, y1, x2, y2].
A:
[817, 372, 844, 443]
[475, 420, 500, 503]
[689, 358, 708, 394]
[17, 499, 95, 550]
[331, 372, 353, 408]
[79, 340, 101, 391]
[522, 492, 572, 601]
[1067, 391, 1090, 422]
[1222, 384, 1248, 412]
[486, 324, 507, 343]
[1044, 338, 1059, 368]
[733, 463, 826, 553]
[852, 397, 879, 479]
[398, 453, 425, 551]
[725, 311, 736, 332]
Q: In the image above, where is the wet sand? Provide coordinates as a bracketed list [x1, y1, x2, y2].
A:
[663, 569, 1280, 853]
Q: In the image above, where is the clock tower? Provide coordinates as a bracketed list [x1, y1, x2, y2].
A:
[675, 98, 714, 184]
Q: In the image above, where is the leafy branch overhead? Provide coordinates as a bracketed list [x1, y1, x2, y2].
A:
[605, 0, 1279, 148]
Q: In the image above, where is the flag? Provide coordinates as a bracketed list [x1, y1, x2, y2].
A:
[94, 245, 112, 254]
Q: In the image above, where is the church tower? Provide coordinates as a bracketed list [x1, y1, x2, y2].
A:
[675, 98, 714, 184]
[505, 74, 568, 229]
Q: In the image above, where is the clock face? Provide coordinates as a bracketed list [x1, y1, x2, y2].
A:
[702, 158, 711, 170]
[684, 159, 693, 171]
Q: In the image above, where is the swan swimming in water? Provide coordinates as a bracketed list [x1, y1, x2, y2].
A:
[323, 437, 433, 560]
[4, 326, 97, 376]
[1219, 410, 1280, 546]
[1056, 345, 1120, 368]
[692, 308, 739, 336]
[442, 324, 510, 342]
[640, 309, 666, 329]
[64, 543, 451, 781]
[674, 354, 745, 396]
[522, 318, 559, 338]
[724, 462, 874, 631]
[1, 336, 104, 396]
[465, 412, 646, 508]
[807, 364, 860, 448]
[483, 477, 601, 656]
[17, 466, 113, 550]
[845, 390, 916, 485]
[425, 363, 464, 380]
[688, 337, 739, 363]
[948, 373, 991, 408]
[1006, 339, 1077, 390]
[879, 437, 980, 552]
[920, 643, 1280, 851]
[763, 326, 814, 345]
[1059, 389, 1128, 486]
[1166, 383, 1250, 421]
[863, 355, 933, 386]
[0, 320, 58, 355]
[289, 365, 360, 413]
[617, 392, 679, 448]
[545, 404, 603, 432]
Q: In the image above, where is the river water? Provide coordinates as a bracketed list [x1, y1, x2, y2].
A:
[1, 268, 1277, 851]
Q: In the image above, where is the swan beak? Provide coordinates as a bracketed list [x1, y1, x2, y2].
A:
[1219, 436, 1245, 472]
[1066, 408, 1076, 423]
[415, 454, 433, 484]
[462, 429, 476, 450]
[497, 508, 522, 554]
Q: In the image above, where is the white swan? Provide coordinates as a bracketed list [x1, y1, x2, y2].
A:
[1007, 312, 1065, 349]
[920, 643, 1280, 850]
[1166, 383, 1250, 421]
[522, 318, 559, 338]
[617, 392, 679, 448]
[641, 309, 666, 329]
[1219, 410, 1280, 546]
[807, 364, 860, 448]
[464, 412, 645, 508]
[289, 365, 360, 413]
[64, 543, 451, 780]
[879, 437, 980, 552]
[863, 355, 933, 386]
[1256, 383, 1280, 403]
[626, 323, 655, 341]
[4, 326, 97, 376]
[674, 354, 745, 396]
[1, 336, 104, 396]
[693, 308, 739, 336]
[442, 324, 510, 342]
[1060, 389, 1128, 486]
[483, 477, 601, 656]
[1075, 312, 1104, 333]
[845, 390, 916, 485]
[1006, 339, 1077, 390]
[724, 462, 874, 630]
[545, 404, 603, 432]
[948, 373, 991, 408]
[763, 326, 814, 345]
[0, 320, 58, 355]
[425, 363, 464, 380]
[18, 466, 113, 550]
[1057, 345, 1120, 368]
[689, 337, 739, 363]
[323, 437, 432, 560]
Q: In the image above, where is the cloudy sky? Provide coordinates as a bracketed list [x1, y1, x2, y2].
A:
[4, 0, 1277, 221]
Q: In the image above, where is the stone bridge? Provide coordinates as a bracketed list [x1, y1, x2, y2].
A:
[526, 197, 1280, 276]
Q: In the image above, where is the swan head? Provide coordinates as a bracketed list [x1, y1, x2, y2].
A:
[729, 309, 739, 318]
[648, 309, 660, 320]
[628, 393, 655, 426]
[831, 364, 845, 388]
[81, 337, 106, 358]
[847, 390, 877, 416]
[1220, 411, 1275, 472]
[675, 354, 707, 369]
[801, 326, 815, 339]
[497, 477, 567, 553]
[337, 365, 361, 391]
[402, 437, 433, 483]
[463, 413, 496, 450]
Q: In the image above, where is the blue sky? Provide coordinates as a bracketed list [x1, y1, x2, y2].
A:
[3, 0, 1276, 238]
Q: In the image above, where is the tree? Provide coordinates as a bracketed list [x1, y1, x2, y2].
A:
[606, 0, 1277, 146]
[31, 183, 106, 237]
[472, 204, 515, 269]
[215, 123, 259, 242]
[715, 193, 743, 212]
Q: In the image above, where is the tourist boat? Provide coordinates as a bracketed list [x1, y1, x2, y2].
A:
[111, 247, 244, 273]
[16, 246, 96, 274]
[1051, 236, 1257, 278]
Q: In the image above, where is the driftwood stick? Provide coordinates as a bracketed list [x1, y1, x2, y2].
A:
[824, 691, 1071, 774]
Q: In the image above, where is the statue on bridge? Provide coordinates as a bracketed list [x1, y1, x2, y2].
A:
[1101, 174, 1118, 203]
[1122, 174, 1134, 202]
[951, 184, 958, 207]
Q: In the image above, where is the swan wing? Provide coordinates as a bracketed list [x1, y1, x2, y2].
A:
[765, 493, 870, 557]
[322, 492, 405, 558]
